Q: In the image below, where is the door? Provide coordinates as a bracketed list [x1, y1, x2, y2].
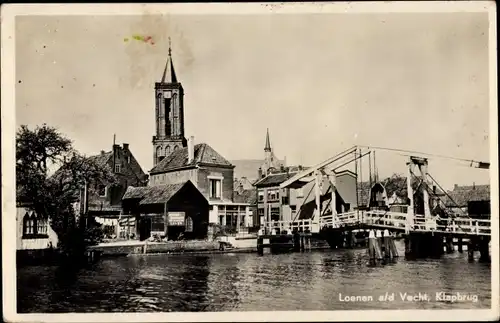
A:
[139, 217, 152, 241]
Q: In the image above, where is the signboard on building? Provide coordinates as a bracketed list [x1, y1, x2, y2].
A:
[168, 212, 186, 226]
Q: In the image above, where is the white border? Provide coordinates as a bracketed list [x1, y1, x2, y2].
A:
[1, 2, 498, 322]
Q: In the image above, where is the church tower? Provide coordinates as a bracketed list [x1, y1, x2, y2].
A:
[152, 39, 187, 166]
[261, 128, 280, 176]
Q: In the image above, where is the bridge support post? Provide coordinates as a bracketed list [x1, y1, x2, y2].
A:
[467, 238, 476, 261]
[405, 232, 443, 259]
[326, 170, 337, 227]
[457, 237, 463, 253]
[257, 237, 264, 256]
[314, 170, 322, 224]
[478, 237, 490, 263]
[293, 231, 301, 252]
[406, 161, 414, 233]
[445, 236, 454, 253]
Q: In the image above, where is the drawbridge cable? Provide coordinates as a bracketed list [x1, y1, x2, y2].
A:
[356, 145, 489, 167]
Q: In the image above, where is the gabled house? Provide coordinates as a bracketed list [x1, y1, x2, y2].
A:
[85, 143, 149, 216]
[148, 137, 252, 233]
[49, 142, 148, 239]
[254, 169, 357, 227]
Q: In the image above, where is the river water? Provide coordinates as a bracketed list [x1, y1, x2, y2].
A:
[17, 241, 491, 312]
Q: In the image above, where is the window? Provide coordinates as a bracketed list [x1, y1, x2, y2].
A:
[219, 215, 224, 225]
[209, 179, 222, 199]
[258, 191, 264, 202]
[185, 216, 193, 232]
[23, 213, 34, 235]
[282, 196, 289, 205]
[127, 155, 131, 164]
[114, 164, 121, 173]
[98, 184, 106, 197]
[297, 187, 304, 198]
[270, 208, 280, 221]
[268, 189, 279, 201]
[165, 146, 171, 155]
[36, 216, 48, 235]
[258, 208, 264, 217]
[23, 212, 48, 238]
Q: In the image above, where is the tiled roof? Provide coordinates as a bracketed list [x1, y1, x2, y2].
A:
[150, 143, 233, 174]
[233, 189, 257, 205]
[50, 151, 113, 183]
[87, 151, 113, 168]
[234, 177, 255, 192]
[443, 184, 490, 207]
[254, 172, 299, 187]
[123, 183, 186, 205]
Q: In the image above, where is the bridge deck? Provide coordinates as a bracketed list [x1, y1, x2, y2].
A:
[261, 210, 491, 237]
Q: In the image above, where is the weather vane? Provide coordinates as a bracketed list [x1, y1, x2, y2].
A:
[168, 37, 172, 56]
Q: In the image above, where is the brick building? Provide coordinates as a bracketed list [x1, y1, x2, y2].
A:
[152, 45, 187, 166]
[84, 143, 149, 217]
[123, 44, 252, 238]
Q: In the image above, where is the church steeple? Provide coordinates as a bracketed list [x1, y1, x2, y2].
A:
[152, 37, 187, 166]
[161, 37, 178, 83]
[264, 128, 272, 152]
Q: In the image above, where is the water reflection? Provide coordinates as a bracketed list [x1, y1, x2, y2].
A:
[17, 241, 491, 312]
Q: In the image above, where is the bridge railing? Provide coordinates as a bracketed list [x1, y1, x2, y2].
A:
[260, 219, 319, 234]
[260, 212, 490, 236]
[433, 218, 491, 236]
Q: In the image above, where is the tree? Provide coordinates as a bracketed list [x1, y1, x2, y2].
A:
[16, 124, 116, 260]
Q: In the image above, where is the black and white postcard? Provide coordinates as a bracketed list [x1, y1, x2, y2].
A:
[2, 2, 498, 322]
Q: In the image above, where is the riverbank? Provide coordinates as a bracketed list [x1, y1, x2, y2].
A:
[89, 236, 334, 257]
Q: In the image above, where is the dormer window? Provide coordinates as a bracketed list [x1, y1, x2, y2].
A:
[115, 164, 121, 173]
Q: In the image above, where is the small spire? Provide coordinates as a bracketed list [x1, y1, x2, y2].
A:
[161, 37, 178, 83]
[264, 128, 271, 152]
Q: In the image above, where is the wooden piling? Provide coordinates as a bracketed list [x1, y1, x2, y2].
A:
[445, 236, 454, 253]
[389, 237, 399, 257]
[368, 230, 383, 260]
[458, 237, 463, 253]
[293, 232, 301, 252]
[478, 237, 490, 263]
[257, 237, 264, 255]
[467, 239, 475, 261]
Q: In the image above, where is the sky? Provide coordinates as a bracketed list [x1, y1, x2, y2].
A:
[15, 12, 492, 190]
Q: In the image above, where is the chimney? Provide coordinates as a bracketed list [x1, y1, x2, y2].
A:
[433, 185, 436, 194]
[100, 150, 105, 155]
[188, 136, 195, 164]
[454, 184, 458, 190]
[473, 182, 476, 189]
[123, 143, 129, 151]
[258, 167, 263, 179]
